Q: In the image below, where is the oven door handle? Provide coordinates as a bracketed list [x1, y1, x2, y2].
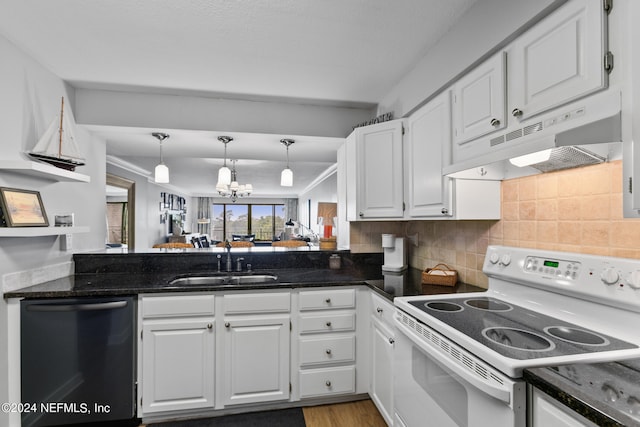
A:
[394, 317, 513, 404]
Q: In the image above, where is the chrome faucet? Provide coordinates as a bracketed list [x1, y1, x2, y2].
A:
[225, 240, 232, 272]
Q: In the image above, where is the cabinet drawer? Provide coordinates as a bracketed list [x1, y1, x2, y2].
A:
[224, 292, 290, 314]
[299, 335, 355, 366]
[299, 312, 355, 334]
[299, 366, 356, 398]
[299, 288, 355, 311]
[142, 294, 215, 318]
[371, 293, 395, 327]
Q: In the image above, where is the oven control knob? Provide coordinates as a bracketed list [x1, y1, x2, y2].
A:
[489, 253, 500, 264]
[626, 270, 640, 289]
[601, 268, 620, 285]
[500, 254, 511, 266]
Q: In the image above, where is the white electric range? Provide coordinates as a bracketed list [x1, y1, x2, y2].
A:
[393, 246, 640, 427]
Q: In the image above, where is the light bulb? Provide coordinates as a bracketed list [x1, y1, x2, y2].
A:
[218, 166, 231, 185]
[155, 163, 169, 183]
[281, 167, 293, 187]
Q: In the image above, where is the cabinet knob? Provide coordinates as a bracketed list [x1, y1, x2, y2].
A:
[325, 380, 332, 387]
[225, 322, 230, 328]
[441, 208, 449, 215]
[376, 307, 383, 313]
[325, 298, 331, 304]
[490, 118, 501, 127]
[326, 321, 332, 327]
[207, 323, 213, 329]
[358, 212, 364, 217]
[389, 338, 395, 345]
[326, 349, 332, 355]
[511, 108, 523, 117]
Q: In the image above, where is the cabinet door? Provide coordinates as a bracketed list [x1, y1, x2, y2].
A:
[406, 91, 453, 217]
[141, 319, 215, 414]
[453, 52, 506, 144]
[222, 315, 290, 405]
[508, 0, 607, 122]
[353, 120, 404, 219]
[530, 387, 598, 427]
[371, 319, 394, 426]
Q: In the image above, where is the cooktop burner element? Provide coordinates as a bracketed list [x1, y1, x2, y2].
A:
[424, 301, 463, 312]
[465, 297, 512, 311]
[544, 326, 610, 346]
[483, 327, 555, 352]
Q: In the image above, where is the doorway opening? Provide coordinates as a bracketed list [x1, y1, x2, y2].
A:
[106, 174, 135, 248]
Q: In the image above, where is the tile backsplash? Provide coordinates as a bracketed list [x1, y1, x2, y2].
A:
[349, 160, 640, 288]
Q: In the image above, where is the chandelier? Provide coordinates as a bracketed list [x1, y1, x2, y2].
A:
[216, 159, 252, 202]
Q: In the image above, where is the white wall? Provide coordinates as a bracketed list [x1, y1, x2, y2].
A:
[0, 34, 107, 426]
[377, 0, 566, 118]
[298, 172, 338, 237]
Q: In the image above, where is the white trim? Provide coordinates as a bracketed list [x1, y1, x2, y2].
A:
[300, 163, 337, 196]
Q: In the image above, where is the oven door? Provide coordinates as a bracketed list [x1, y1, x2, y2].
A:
[393, 314, 525, 427]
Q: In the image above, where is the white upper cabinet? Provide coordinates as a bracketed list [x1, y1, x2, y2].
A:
[507, 0, 608, 122]
[453, 51, 506, 145]
[406, 91, 453, 217]
[346, 120, 404, 220]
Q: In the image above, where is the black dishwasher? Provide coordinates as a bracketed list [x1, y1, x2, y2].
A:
[21, 296, 136, 427]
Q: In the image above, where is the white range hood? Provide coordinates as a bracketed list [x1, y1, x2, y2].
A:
[443, 89, 622, 180]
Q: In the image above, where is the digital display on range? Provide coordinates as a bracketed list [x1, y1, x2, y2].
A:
[544, 260, 560, 268]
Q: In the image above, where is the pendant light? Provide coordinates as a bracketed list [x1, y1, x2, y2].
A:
[152, 132, 170, 183]
[217, 136, 232, 186]
[280, 138, 295, 187]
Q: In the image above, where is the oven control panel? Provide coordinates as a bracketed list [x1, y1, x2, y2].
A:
[484, 245, 640, 314]
[523, 256, 581, 280]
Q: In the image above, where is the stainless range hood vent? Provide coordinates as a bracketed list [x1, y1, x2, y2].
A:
[528, 146, 606, 173]
[444, 90, 622, 180]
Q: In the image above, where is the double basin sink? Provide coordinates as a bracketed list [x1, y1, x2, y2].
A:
[169, 273, 279, 287]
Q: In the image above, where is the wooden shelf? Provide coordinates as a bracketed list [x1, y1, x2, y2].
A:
[0, 226, 89, 237]
[0, 160, 91, 183]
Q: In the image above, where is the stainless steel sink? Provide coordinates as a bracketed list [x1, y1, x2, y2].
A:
[169, 274, 279, 287]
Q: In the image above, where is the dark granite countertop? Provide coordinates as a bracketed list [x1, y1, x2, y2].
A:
[4, 265, 484, 301]
[525, 359, 640, 427]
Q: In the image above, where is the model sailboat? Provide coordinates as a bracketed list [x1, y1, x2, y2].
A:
[28, 97, 85, 171]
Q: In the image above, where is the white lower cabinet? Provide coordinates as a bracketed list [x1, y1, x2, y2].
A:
[370, 293, 395, 426]
[221, 292, 291, 405]
[297, 288, 359, 399]
[138, 287, 369, 420]
[529, 386, 598, 427]
[139, 294, 216, 415]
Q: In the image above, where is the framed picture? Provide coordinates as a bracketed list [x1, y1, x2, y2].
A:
[0, 187, 49, 227]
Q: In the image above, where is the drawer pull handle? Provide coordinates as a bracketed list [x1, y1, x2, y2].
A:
[225, 322, 230, 328]
[325, 298, 331, 304]
[325, 380, 332, 387]
[207, 323, 213, 329]
[389, 338, 395, 344]
[326, 321, 332, 327]
[490, 118, 501, 127]
[376, 307, 383, 313]
[326, 349, 332, 355]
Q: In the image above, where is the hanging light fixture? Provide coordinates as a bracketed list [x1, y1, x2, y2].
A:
[280, 138, 295, 187]
[217, 136, 232, 186]
[152, 132, 170, 183]
[216, 160, 252, 202]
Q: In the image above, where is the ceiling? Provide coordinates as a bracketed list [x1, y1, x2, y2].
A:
[0, 0, 478, 197]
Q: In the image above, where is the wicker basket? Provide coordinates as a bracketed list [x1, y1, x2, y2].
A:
[421, 263, 458, 287]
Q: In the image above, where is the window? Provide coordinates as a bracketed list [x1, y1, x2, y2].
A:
[211, 204, 285, 243]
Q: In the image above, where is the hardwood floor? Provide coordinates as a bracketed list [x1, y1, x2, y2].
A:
[303, 399, 387, 427]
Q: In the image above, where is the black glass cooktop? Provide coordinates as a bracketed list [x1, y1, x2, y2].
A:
[409, 296, 637, 360]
